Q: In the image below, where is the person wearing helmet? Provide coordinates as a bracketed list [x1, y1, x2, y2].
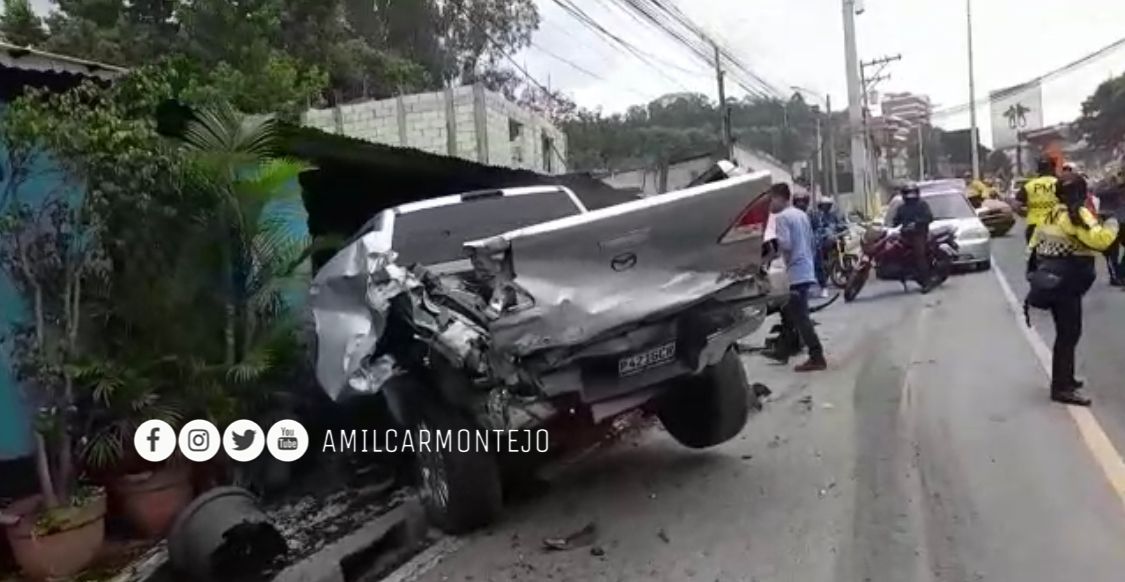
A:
[892, 182, 936, 293]
[792, 188, 812, 213]
[809, 196, 845, 290]
[1017, 156, 1059, 242]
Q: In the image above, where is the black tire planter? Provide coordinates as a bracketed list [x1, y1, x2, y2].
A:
[167, 486, 286, 581]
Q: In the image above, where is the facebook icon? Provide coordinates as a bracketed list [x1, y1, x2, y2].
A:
[134, 419, 175, 462]
[147, 426, 161, 452]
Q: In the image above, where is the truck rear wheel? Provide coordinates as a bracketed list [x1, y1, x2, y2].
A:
[414, 403, 503, 534]
[657, 349, 751, 449]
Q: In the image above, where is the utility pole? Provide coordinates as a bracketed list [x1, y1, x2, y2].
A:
[826, 95, 838, 197]
[918, 124, 925, 180]
[858, 53, 900, 211]
[842, 0, 868, 216]
[966, 0, 980, 180]
[714, 42, 732, 160]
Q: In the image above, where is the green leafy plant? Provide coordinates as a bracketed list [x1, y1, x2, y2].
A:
[174, 104, 318, 424]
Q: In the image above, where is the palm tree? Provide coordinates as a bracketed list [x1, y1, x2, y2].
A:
[179, 105, 316, 418]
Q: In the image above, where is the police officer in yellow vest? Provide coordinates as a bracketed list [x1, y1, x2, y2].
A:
[1026, 175, 1119, 406]
[1017, 156, 1059, 243]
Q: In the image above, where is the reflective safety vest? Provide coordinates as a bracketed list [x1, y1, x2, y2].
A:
[1025, 176, 1058, 227]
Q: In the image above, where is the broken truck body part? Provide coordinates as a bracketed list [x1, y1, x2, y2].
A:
[309, 166, 780, 533]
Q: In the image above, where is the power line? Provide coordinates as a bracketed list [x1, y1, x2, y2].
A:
[932, 35, 1125, 118]
[547, 0, 696, 92]
[527, 40, 655, 100]
[607, 0, 783, 99]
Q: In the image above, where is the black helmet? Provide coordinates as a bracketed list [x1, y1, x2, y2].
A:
[900, 182, 921, 198]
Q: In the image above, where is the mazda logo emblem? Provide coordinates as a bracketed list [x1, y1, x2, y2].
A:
[611, 252, 638, 271]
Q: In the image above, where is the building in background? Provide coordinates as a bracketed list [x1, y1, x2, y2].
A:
[868, 114, 912, 181]
[881, 92, 933, 128]
[303, 85, 568, 175]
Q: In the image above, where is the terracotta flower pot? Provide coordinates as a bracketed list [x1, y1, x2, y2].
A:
[3, 493, 106, 581]
[111, 465, 194, 538]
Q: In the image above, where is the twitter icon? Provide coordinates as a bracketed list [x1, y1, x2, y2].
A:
[223, 420, 265, 462]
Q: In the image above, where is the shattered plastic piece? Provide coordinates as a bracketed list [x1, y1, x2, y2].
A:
[346, 354, 398, 394]
[751, 383, 772, 398]
[590, 546, 606, 557]
[542, 522, 597, 551]
[657, 529, 670, 544]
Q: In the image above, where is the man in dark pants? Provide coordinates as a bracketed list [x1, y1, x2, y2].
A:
[766, 183, 826, 372]
[891, 183, 936, 292]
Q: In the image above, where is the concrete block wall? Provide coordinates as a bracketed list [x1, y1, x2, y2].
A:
[482, 89, 567, 174]
[302, 85, 566, 174]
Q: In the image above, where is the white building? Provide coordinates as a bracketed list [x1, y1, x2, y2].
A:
[881, 92, 932, 128]
[601, 144, 795, 196]
[303, 84, 568, 175]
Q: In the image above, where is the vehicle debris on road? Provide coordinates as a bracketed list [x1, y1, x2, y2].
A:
[542, 522, 598, 552]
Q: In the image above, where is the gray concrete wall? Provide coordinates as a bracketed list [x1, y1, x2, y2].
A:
[302, 85, 567, 175]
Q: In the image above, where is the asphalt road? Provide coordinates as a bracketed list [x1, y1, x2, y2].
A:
[393, 262, 1125, 582]
[992, 221, 1125, 462]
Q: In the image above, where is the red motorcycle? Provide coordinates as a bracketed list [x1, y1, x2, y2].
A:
[843, 223, 959, 302]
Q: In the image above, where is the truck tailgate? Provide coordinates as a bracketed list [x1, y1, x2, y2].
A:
[466, 171, 773, 356]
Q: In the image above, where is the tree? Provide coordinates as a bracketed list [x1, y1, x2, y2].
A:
[986, 149, 1013, 179]
[177, 105, 318, 422]
[0, 0, 48, 47]
[563, 92, 824, 173]
[429, 0, 540, 83]
[1077, 73, 1125, 151]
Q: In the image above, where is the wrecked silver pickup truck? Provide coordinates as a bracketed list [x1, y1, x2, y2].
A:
[311, 165, 785, 533]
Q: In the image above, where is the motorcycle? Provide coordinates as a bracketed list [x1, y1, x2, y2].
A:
[820, 229, 858, 288]
[843, 223, 959, 302]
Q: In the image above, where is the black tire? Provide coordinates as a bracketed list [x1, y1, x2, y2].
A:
[830, 255, 856, 288]
[657, 349, 751, 449]
[844, 264, 870, 302]
[414, 402, 503, 534]
[930, 254, 953, 287]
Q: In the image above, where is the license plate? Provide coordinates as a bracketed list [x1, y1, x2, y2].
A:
[618, 342, 677, 377]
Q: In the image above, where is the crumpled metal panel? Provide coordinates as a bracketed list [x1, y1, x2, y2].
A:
[466, 171, 773, 357]
[310, 227, 492, 401]
[309, 229, 408, 400]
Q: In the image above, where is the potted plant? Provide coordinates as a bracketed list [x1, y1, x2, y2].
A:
[0, 78, 185, 578]
[0, 149, 110, 581]
[74, 359, 191, 538]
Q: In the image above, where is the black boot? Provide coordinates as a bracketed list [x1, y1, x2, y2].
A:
[1051, 388, 1092, 407]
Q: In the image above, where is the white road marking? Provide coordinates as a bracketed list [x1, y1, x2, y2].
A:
[992, 260, 1125, 510]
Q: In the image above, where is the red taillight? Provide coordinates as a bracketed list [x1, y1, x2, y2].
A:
[719, 195, 770, 244]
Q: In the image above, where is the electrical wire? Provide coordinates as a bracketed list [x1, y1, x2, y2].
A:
[608, 0, 784, 99]
[527, 40, 656, 101]
[932, 35, 1125, 118]
[547, 0, 697, 92]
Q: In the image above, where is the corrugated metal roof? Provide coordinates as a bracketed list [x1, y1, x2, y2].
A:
[0, 41, 126, 81]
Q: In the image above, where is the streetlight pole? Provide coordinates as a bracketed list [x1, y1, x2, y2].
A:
[791, 85, 833, 197]
[966, 0, 981, 180]
[842, 0, 868, 216]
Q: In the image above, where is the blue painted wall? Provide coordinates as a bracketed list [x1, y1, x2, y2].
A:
[0, 100, 52, 460]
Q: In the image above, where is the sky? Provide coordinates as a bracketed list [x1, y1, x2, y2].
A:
[25, 0, 1125, 147]
[516, 0, 1125, 147]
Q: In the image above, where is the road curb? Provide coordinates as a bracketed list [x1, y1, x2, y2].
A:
[273, 495, 428, 582]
